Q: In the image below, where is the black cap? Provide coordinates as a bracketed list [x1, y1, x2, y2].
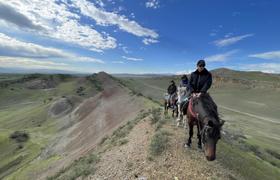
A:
[170, 80, 175, 84]
[197, 59, 206, 67]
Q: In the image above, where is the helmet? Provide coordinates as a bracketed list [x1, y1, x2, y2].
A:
[181, 74, 187, 80]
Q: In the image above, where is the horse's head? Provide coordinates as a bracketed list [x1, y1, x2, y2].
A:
[177, 86, 190, 103]
[192, 93, 224, 161]
[202, 118, 224, 161]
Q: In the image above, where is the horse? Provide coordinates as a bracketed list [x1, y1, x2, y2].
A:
[164, 93, 178, 118]
[185, 93, 224, 161]
[176, 86, 191, 127]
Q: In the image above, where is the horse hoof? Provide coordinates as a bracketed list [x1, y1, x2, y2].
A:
[197, 144, 202, 150]
[184, 143, 191, 148]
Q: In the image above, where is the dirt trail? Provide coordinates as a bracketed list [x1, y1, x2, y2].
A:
[89, 116, 241, 180]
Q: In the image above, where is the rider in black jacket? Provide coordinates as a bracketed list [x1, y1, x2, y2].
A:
[167, 80, 177, 95]
[167, 80, 177, 108]
[189, 60, 212, 96]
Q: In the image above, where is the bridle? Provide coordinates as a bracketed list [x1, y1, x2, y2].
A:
[189, 97, 219, 145]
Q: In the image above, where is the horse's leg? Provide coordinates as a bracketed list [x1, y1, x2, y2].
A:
[183, 115, 187, 129]
[186, 122, 193, 147]
[183, 101, 188, 129]
[197, 121, 202, 149]
[164, 101, 167, 115]
[177, 104, 181, 127]
[176, 105, 179, 118]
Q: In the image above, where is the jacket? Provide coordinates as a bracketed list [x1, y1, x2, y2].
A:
[189, 68, 212, 93]
[167, 84, 177, 95]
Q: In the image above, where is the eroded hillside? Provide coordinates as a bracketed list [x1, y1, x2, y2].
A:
[0, 72, 151, 179]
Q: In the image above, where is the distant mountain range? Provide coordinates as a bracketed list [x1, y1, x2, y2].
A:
[1, 67, 279, 78]
[112, 73, 174, 78]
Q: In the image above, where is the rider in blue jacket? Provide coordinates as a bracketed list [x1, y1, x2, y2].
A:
[180, 74, 189, 88]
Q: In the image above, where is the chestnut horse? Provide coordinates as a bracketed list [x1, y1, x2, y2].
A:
[185, 93, 224, 161]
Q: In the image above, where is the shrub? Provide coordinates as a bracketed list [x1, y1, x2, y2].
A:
[266, 149, 280, 160]
[10, 131, 29, 143]
[47, 154, 99, 180]
[149, 130, 170, 156]
[150, 108, 161, 124]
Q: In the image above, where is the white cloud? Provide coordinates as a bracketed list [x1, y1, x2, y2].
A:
[122, 56, 143, 61]
[76, 57, 105, 64]
[51, 19, 117, 51]
[130, 13, 135, 19]
[241, 63, 280, 73]
[0, 2, 44, 30]
[0, 32, 70, 58]
[119, 45, 131, 54]
[1, 0, 117, 51]
[209, 32, 217, 37]
[248, 50, 280, 60]
[1, 0, 160, 51]
[0, 56, 102, 73]
[95, 0, 105, 8]
[224, 32, 234, 38]
[0, 33, 105, 64]
[175, 70, 193, 75]
[112, 61, 125, 64]
[72, 0, 159, 42]
[143, 38, 159, 45]
[205, 50, 238, 62]
[213, 34, 254, 47]
[0, 56, 68, 70]
[145, 0, 160, 9]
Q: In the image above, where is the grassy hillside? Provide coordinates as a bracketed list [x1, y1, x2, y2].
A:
[0, 74, 101, 179]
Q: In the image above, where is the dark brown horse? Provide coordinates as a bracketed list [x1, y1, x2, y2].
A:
[185, 93, 224, 161]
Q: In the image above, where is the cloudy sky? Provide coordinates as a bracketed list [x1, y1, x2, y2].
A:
[0, 0, 280, 74]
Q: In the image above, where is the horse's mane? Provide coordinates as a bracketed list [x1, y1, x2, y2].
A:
[194, 93, 219, 123]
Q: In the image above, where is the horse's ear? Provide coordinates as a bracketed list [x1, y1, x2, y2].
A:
[219, 119, 225, 127]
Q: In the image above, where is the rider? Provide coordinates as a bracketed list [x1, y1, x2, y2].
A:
[180, 74, 189, 88]
[189, 59, 212, 97]
[167, 80, 177, 108]
[179, 74, 190, 115]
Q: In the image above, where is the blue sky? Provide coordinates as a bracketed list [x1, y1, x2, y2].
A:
[0, 0, 280, 74]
